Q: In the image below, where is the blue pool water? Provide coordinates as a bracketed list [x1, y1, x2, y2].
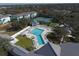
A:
[32, 28, 44, 45]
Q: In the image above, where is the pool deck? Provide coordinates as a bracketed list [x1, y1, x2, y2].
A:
[13, 25, 52, 49]
[30, 25, 61, 55]
[10, 25, 61, 56]
[10, 26, 31, 44]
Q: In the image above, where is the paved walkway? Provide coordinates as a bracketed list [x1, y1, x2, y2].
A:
[10, 26, 31, 44]
[11, 26, 31, 38]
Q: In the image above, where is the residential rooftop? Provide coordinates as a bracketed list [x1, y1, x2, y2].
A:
[60, 42, 79, 56]
[0, 14, 11, 18]
[34, 42, 57, 56]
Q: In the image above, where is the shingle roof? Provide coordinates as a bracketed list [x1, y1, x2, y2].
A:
[60, 42, 79, 56]
[34, 42, 57, 56]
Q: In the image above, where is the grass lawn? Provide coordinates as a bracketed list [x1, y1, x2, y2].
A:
[16, 35, 34, 51]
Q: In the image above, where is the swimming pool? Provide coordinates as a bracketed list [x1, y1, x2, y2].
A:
[32, 28, 44, 45]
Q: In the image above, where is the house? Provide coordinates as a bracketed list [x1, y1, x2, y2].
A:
[23, 11, 38, 19]
[0, 11, 38, 24]
[16, 14, 24, 21]
[30, 11, 38, 18]
[0, 14, 11, 24]
[11, 11, 38, 21]
[24, 13, 31, 19]
[10, 15, 18, 20]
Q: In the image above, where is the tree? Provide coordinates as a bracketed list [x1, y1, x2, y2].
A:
[7, 16, 31, 31]
[47, 33, 60, 44]
[47, 25, 71, 44]
[0, 34, 13, 55]
[53, 26, 70, 43]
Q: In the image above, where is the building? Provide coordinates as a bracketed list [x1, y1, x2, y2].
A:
[0, 14, 11, 24]
[60, 42, 79, 56]
[31, 17, 53, 26]
[34, 42, 57, 56]
[23, 11, 37, 19]
[10, 11, 38, 21]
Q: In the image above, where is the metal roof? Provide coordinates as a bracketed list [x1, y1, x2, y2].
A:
[34, 42, 57, 56]
[60, 42, 79, 56]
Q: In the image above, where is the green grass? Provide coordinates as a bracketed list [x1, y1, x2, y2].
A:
[16, 35, 34, 51]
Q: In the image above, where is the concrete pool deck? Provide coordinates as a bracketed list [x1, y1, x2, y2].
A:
[31, 25, 61, 55]
[10, 25, 61, 56]
[10, 26, 31, 44]
[15, 25, 52, 49]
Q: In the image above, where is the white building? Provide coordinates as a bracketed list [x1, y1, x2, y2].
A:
[24, 11, 38, 19]
[0, 11, 38, 24]
[16, 11, 38, 20]
[30, 11, 38, 18]
[0, 15, 11, 24]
